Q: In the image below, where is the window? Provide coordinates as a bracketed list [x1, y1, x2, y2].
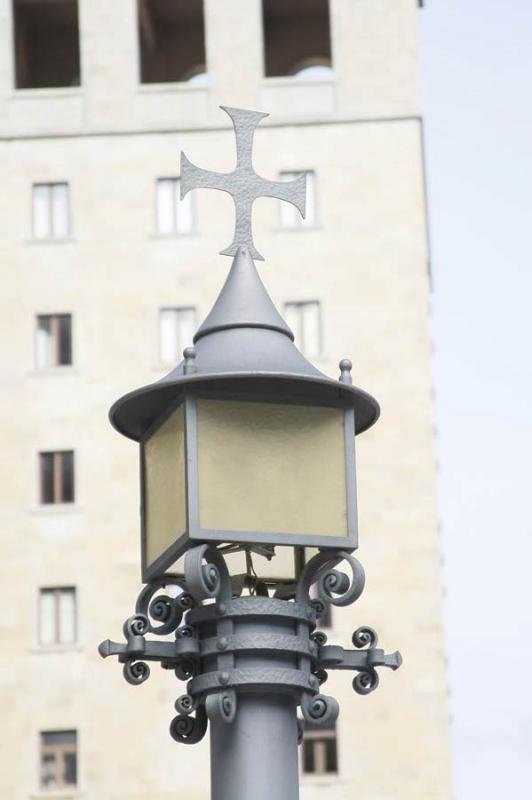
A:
[262, 0, 332, 78]
[284, 301, 321, 358]
[159, 307, 196, 365]
[36, 314, 72, 368]
[156, 178, 194, 235]
[13, 0, 80, 89]
[39, 451, 74, 504]
[302, 724, 338, 775]
[40, 730, 77, 790]
[39, 588, 76, 645]
[138, 0, 206, 84]
[279, 171, 316, 228]
[32, 183, 70, 239]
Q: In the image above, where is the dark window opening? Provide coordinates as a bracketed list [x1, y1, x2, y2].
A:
[302, 723, 338, 775]
[262, 0, 332, 78]
[40, 730, 77, 790]
[40, 450, 74, 504]
[13, 0, 81, 89]
[138, 0, 207, 84]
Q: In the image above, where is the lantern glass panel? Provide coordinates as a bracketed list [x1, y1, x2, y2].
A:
[196, 399, 348, 537]
[144, 404, 186, 568]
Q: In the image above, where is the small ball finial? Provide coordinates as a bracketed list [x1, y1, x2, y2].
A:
[339, 358, 353, 385]
[183, 346, 197, 375]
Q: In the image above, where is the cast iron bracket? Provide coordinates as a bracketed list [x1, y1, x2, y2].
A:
[315, 627, 402, 695]
[98, 545, 402, 743]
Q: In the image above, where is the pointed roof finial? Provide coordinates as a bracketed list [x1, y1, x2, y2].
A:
[194, 246, 293, 343]
[108, 106, 380, 443]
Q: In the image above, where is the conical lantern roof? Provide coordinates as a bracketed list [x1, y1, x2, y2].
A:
[194, 245, 292, 342]
[109, 247, 379, 441]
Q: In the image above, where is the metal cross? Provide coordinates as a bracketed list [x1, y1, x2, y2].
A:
[180, 106, 307, 261]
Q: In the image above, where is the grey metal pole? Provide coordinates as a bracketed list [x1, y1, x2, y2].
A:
[210, 693, 299, 800]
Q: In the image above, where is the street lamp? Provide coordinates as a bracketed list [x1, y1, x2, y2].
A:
[113, 242, 374, 585]
[100, 106, 401, 800]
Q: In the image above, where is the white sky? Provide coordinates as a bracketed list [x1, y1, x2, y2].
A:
[418, 2, 532, 797]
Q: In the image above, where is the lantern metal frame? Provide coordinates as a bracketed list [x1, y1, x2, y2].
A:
[140, 387, 358, 581]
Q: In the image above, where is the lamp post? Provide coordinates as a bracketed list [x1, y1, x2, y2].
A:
[99, 106, 401, 800]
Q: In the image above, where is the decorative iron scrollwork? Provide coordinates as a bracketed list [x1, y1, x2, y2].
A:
[352, 625, 378, 649]
[184, 544, 232, 603]
[169, 706, 208, 744]
[175, 693, 197, 716]
[123, 613, 149, 638]
[99, 544, 401, 745]
[135, 576, 191, 635]
[353, 668, 379, 695]
[123, 660, 150, 686]
[301, 693, 339, 727]
[317, 625, 402, 697]
[317, 552, 366, 607]
[296, 550, 366, 609]
[205, 689, 237, 724]
[175, 659, 197, 681]
[311, 631, 328, 647]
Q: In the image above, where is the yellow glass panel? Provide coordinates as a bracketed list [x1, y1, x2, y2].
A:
[197, 399, 348, 537]
[144, 405, 186, 567]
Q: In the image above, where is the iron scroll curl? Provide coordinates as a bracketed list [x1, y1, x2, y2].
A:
[296, 550, 366, 608]
[99, 544, 401, 744]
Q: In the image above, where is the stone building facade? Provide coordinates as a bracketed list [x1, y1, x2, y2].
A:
[0, 1, 451, 798]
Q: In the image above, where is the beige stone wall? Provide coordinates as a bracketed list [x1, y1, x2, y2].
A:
[0, 1, 450, 798]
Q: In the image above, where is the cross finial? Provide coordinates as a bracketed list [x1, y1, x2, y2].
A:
[180, 106, 307, 261]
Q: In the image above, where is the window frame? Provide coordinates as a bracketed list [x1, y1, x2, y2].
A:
[32, 182, 71, 241]
[39, 729, 78, 791]
[154, 177, 196, 236]
[301, 725, 338, 776]
[136, 0, 208, 86]
[278, 170, 319, 230]
[283, 300, 322, 359]
[12, 0, 82, 91]
[38, 450, 75, 506]
[38, 587, 77, 647]
[158, 306, 197, 366]
[261, 0, 333, 80]
[35, 313, 73, 370]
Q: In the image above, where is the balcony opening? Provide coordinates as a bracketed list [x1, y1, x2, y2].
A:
[138, 0, 207, 85]
[262, 0, 332, 78]
[13, 0, 81, 89]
